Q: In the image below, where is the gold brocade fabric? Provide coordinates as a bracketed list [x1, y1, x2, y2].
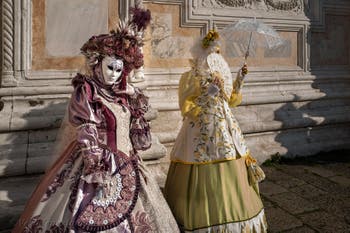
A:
[178, 71, 243, 120]
[178, 71, 202, 119]
[164, 158, 267, 232]
[172, 70, 249, 164]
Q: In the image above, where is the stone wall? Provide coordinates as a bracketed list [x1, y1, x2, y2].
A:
[144, 0, 350, 163]
[1, 0, 350, 178]
[0, 0, 165, 179]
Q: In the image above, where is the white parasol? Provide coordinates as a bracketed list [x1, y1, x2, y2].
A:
[220, 18, 286, 61]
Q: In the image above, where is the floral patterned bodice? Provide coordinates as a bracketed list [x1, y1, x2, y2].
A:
[170, 53, 249, 164]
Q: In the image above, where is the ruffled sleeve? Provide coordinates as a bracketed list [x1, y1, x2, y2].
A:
[128, 86, 150, 117]
[178, 71, 202, 119]
[228, 70, 245, 108]
[128, 87, 152, 151]
[69, 76, 102, 126]
[68, 75, 110, 184]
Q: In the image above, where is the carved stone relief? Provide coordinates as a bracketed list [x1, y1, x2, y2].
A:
[201, 0, 303, 13]
[265, 0, 302, 11]
[2, 0, 14, 72]
[1, 0, 18, 87]
[264, 40, 291, 57]
[151, 13, 193, 58]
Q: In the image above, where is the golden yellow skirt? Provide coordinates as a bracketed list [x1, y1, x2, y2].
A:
[164, 158, 267, 232]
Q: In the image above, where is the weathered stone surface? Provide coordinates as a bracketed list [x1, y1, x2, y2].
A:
[0, 128, 61, 177]
[151, 13, 193, 59]
[311, 14, 350, 67]
[151, 82, 350, 134]
[265, 206, 303, 232]
[312, 194, 350, 219]
[261, 196, 274, 208]
[275, 164, 310, 176]
[0, 175, 41, 230]
[0, 132, 28, 176]
[295, 173, 339, 193]
[260, 160, 350, 231]
[9, 95, 68, 131]
[245, 124, 350, 161]
[27, 142, 55, 174]
[0, 95, 68, 137]
[289, 184, 327, 200]
[26, 129, 58, 174]
[323, 163, 350, 178]
[28, 129, 58, 144]
[263, 168, 306, 188]
[328, 175, 350, 187]
[268, 192, 319, 214]
[303, 165, 336, 178]
[0, 175, 41, 207]
[259, 180, 288, 196]
[278, 164, 340, 192]
[46, 0, 108, 56]
[0, 205, 24, 231]
[139, 133, 167, 160]
[0, 97, 12, 131]
[299, 211, 350, 233]
[283, 226, 316, 233]
[151, 110, 182, 136]
[264, 40, 292, 58]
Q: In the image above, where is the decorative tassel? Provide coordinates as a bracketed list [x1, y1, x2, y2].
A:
[245, 155, 266, 185]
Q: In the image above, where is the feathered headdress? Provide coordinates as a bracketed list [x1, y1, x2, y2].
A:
[80, 6, 151, 73]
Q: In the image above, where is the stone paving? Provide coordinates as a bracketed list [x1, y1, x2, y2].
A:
[0, 151, 350, 232]
[261, 151, 350, 233]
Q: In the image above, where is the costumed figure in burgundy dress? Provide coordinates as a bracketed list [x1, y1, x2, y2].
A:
[13, 7, 179, 233]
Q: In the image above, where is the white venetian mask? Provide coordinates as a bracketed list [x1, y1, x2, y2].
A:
[101, 56, 124, 85]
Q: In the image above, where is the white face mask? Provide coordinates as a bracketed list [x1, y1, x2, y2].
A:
[101, 56, 124, 85]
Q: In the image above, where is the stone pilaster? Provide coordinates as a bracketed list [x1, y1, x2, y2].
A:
[1, 0, 17, 86]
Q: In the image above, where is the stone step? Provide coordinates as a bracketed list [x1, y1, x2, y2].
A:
[0, 175, 41, 231]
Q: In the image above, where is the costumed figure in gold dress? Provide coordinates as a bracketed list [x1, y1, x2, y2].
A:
[164, 30, 267, 233]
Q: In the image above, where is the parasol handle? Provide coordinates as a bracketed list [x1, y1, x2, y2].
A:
[245, 31, 253, 61]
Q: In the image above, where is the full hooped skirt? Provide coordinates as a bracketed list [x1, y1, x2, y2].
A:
[164, 158, 267, 233]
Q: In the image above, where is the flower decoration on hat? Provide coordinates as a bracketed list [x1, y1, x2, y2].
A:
[202, 30, 220, 49]
[80, 6, 151, 75]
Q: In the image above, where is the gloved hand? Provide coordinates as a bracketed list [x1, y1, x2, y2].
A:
[241, 63, 248, 77]
[207, 71, 224, 96]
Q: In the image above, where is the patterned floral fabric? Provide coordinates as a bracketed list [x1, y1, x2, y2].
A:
[13, 76, 179, 233]
[170, 65, 249, 164]
[165, 52, 267, 232]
